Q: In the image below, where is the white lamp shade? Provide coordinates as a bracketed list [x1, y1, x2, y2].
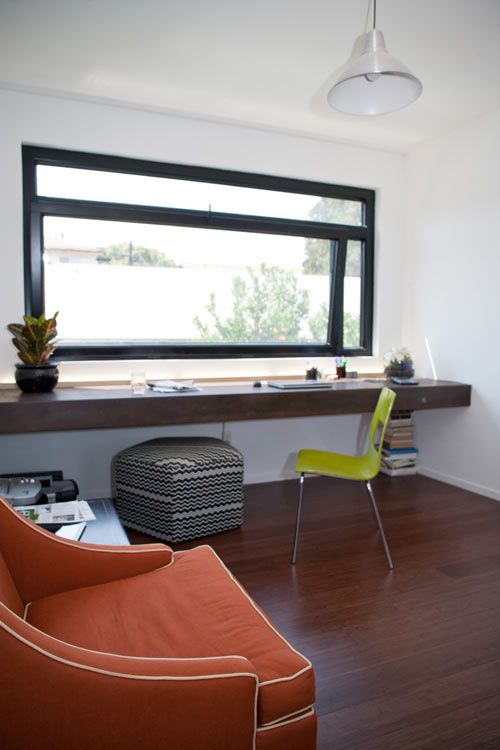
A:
[328, 29, 423, 115]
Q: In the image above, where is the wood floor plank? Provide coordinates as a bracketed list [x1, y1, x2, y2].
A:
[127, 474, 500, 750]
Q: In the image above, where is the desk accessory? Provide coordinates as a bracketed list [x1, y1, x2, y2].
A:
[389, 377, 419, 385]
[55, 522, 87, 540]
[268, 380, 332, 390]
[130, 371, 147, 395]
[15, 500, 96, 527]
[6, 312, 59, 393]
[0, 470, 79, 503]
[384, 347, 414, 379]
[0, 477, 43, 507]
[148, 380, 200, 393]
[305, 364, 319, 380]
[335, 357, 347, 379]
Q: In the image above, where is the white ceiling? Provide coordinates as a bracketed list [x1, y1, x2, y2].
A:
[1, 0, 499, 152]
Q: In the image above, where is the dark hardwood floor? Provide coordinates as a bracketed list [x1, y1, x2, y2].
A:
[128, 475, 500, 750]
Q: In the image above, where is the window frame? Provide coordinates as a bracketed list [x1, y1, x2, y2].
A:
[22, 145, 374, 361]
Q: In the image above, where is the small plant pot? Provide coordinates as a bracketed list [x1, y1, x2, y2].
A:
[15, 363, 59, 394]
[385, 363, 414, 379]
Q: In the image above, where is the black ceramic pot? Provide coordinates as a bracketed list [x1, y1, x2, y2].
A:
[15, 363, 59, 393]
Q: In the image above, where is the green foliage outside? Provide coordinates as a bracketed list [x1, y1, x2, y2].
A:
[308, 303, 360, 349]
[343, 312, 360, 348]
[97, 242, 180, 268]
[302, 198, 362, 277]
[194, 264, 310, 343]
[193, 196, 363, 346]
[194, 263, 360, 347]
[308, 302, 329, 342]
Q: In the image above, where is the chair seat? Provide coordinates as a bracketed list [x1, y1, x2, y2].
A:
[296, 448, 377, 481]
[27, 545, 313, 727]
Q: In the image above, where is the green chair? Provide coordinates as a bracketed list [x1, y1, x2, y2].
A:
[291, 387, 396, 570]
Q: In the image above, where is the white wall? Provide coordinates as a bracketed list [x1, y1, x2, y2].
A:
[404, 108, 500, 501]
[0, 413, 373, 497]
[0, 88, 407, 495]
[2, 90, 496, 502]
[0, 88, 406, 382]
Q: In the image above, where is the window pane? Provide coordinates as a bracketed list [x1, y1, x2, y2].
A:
[343, 240, 362, 348]
[37, 165, 363, 226]
[43, 216, 332, 345]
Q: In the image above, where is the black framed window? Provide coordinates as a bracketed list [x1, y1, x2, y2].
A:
[23, 146, 374, 361]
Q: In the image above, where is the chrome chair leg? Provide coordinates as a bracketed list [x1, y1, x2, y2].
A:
[291, 474, 305, 565]
[365, 481, 394, 570]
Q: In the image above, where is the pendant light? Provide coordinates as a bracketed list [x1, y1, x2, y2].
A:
[327, 0, 422, 115]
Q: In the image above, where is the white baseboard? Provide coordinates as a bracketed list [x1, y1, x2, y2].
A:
[89, 467, 499, 502]
[247, 467, 500, 504]
[244, 469, 297, 485]
[417, 466, 500, 502]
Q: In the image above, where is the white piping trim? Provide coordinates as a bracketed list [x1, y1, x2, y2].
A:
[260, 665, 311, 687]
[23, 602, 31, 621]
[259, 704, 315, 727]
[0, 619, 259, 684]
[256, 707, 315, 732]
[253, 670, 259, 750]
[188, 545, 313, 687]
[0, 618, 259, 750]
[0, 497, 172, 556]
[13, 601, 249, 663]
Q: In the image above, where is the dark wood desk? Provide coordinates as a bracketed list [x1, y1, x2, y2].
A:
[0, 379, 471, 434]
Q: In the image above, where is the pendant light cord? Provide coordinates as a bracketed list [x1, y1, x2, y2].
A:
[363, 0, 377, 33]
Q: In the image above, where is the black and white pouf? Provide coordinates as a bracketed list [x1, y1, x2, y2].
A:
[113, 437, 244, 543]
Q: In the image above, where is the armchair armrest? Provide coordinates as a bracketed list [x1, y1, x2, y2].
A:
[1, 607, 258, 750]
[0, 495, 172, 602]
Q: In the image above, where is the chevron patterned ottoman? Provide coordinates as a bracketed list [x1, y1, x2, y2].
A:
[113, 437, 244, 543]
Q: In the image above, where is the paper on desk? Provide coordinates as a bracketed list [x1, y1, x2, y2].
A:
[148, 380, 201, 393]
[16, 500, 96, 524]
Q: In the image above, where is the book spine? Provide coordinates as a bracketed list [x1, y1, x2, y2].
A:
[381, 409, 418, 476]
[380, 466, 418, 477]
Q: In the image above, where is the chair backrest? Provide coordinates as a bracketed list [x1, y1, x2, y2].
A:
[0, 497, 26, 616]
[0, 546, 23, 617]
[365, 387, 396, 474]
[0, 553, 23, 616]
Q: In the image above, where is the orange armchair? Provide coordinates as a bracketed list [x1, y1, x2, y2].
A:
[0, 495, 316, 750]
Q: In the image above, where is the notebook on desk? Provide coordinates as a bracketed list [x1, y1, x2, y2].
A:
[268, 380, 333, 390]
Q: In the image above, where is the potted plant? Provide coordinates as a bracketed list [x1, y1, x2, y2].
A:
[384, 347, 415, 379]
[6, 312, 59, 393]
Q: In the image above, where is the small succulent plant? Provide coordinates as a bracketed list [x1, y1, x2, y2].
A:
[384, 347, 414, 377]
[7, 312, 59, 366]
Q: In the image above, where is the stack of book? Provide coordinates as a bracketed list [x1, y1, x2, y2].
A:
[380, 410, 418, 476]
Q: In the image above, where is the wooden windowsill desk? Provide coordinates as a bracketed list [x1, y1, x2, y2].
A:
[0, 379, 471, 435]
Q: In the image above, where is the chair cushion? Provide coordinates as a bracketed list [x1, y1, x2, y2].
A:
[27, 545, 313, 725]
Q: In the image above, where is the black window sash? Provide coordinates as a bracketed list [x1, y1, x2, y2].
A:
[23, 146, 374, 360]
